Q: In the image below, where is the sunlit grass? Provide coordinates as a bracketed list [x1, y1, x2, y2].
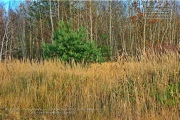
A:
[0, 53, 179, 119]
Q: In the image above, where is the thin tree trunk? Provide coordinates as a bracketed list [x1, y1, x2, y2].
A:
[49, 0, 54, 42]
[143, 4, 147, 53]
[0, 20, 10, 61]
[22, 15, 26, 60]
[89, 0, 93, 41]
[58, 0, 60, 21]
[109, 0, 112, 58]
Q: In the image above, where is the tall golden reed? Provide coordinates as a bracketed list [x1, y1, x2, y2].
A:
[0, 53, 179, 119]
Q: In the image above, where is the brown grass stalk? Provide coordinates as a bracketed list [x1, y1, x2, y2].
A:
[0, 53, 179, 119]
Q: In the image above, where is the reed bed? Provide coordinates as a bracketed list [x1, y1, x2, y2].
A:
[0, 54, 179, 120]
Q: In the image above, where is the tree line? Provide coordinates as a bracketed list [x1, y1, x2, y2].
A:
[0, 0, 180, 62]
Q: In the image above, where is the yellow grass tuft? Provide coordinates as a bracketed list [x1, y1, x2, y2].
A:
[0, 53, 179, 119]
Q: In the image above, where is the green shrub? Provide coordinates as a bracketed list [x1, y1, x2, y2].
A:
[42, 21, 105, 63]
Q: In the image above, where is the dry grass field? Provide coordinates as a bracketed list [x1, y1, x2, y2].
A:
[0, 54, 179, 120]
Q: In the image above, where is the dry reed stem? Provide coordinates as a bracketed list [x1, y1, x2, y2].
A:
[0, 53, 179, 119]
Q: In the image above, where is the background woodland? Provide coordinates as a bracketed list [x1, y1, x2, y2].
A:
[0, 0, 180, 62]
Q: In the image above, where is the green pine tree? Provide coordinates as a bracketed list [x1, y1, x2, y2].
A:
[42, 20, 105, 63]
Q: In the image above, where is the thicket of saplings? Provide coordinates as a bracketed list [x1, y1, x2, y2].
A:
[0, 21, 179, 119]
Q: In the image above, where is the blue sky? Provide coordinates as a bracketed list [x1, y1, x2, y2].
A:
[0, 0, 22, 11]
[1, 0, 9, 3]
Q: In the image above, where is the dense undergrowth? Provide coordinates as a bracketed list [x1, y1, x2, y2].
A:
[0, 53, 179, 120]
